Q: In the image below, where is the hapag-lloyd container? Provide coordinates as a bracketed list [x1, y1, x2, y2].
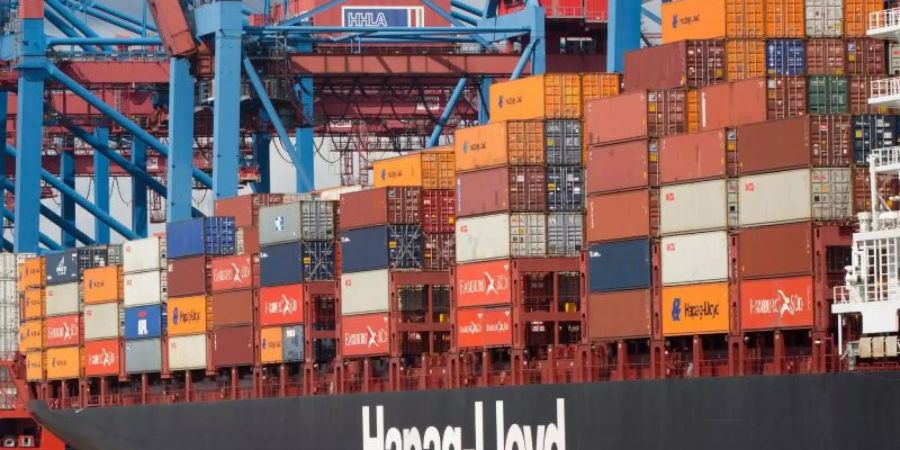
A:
[210, 255, 253, 293]
[423, 233, 454, 271]
[765, 39, 805, 76]
[168, 334, 208, 371]
[660, 129, 729, 184]
[372, 147, 455, 189]
[210, 290, 253, 326]
[735, 116, 852, 173]
[661, 179, 734, 235]
[806, 39, 845, 75]
[124, 304, 163, 340]
[166, 295, 208, 336]
[166, 217, 236, 259]
[341, 313, 391, 357]
[44, 250, 78, 286]
[124, 270, 166, 307]
[421, 190, 455, 234]
[660, 0, 765, 43]
[588, 290, 652, 340]
[83, 339, 121, 377]
[125, 338, 162, 374]
[740, 276, 815, 329]
[698, 78, 767, 131]
[453, 121, 544, 171]
[661, 231, 730, 286]
[167, 256, 208, 297]
[548, 213, 583, 257]
[726, 39, 766, 81]
[123, 236, 165, 273]
[341, 269, 389, 316]
[23, 288, 43, 320]
[805, 0, 843, 37]
[587, 239, 651, 292]
[845, 38, 885, 75]
[623, 40, 726, 91]
[301, 241, 335, 281]
[545, 120, 582, 165]
[45, 282, 79, 316]
[738, 168, 852, 226]
[586, 139, 658, 194]
[455, 166, 545, 216]
[259, 242, 303, 287]
[661, 282, 730, 336]
[83, 302, 121, 341]
[341, 225, 423, 273]
[807, 76, 848, 114]
[766, 0, 804, 38]
[844, 0, 883, 37]
[488, 74, 583, 121]
[212, 325, 254, 368]
[584, 89, 694, 145]
[738, 222, 813, 279]
[547, 166, 584, 212]
[586, 190, 659, 242]
[259, 284, 303, 326]
[339, 187, 421, 230]
[852, 115, 899, 163]
[767, 76, 807, 119]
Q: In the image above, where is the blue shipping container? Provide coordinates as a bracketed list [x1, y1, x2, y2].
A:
[283, 324, 304, 362]
[766, 40, 805, 76]
[166, 217, 236, 259]
[341, 225, 423, 273]
[124, 305, 164, 340]
[302, 241, 336, 281]
[45, 249, 78, 286]
[260, 242, 303, 287]
[588, 239, 651, 292]
[853, 115, 900, 163]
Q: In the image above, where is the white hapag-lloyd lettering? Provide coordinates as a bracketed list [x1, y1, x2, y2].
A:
[363, 399, 564, 450]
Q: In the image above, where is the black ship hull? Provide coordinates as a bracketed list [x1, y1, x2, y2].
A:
[30, 372, 900, 450]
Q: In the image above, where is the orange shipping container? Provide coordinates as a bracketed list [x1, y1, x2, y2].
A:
[166, 295, 208, 335]
[844, 0, 883, 37]
[581, 72, 621, 103]
[456, 307, 512, 348]
[19, 319, 42, 352]
[726, 40, 766, 81]
[661, 282, 730, 336]
[83, 266, 123, 304]
[83, 339, 121, 376]
[18, 257, 44, 291]
[489, 74, 582, 121]
[45, 346, 80, 380]
[454, 121, 544, 171]
[260, 326, 284, 364]
[661, 0, 765, 43]
[456, 260, 512, 308]
[373, 147, 455, 190]
[740, 276, 814, 330]
[25, 351, 43, 381]
[23, 288, 43, 320]
[766, 0, 804, 38]
[43, 314, 80, 348]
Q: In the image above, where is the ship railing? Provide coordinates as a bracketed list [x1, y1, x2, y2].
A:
[869, 77, 900, 105]
[833, 285, 854, 304]
[869, 8, 900, 36]
[871, 145, 900, 172]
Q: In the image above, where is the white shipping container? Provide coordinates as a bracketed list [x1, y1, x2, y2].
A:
[341, 269, 390, 316]
[456, 214, 512, 263]
[124, 271, 166, 307]
[83, 303, 121, 341]
[510, 213, 547, 258]
[661, 231, 729, 286]
[811, 168, 852, 220]
[738, 169, 812, 226]
[123, 236, 166, 273]
[168, 334, 208, 371]
[0, 253, 33, 280]
[45, 282, 80, 317]
[805, 0, 843, 37]
[0, 280, 16, 356]
[660, 179, 732, 235]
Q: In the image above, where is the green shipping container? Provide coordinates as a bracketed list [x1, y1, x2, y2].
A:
[807, 76, 848, 114]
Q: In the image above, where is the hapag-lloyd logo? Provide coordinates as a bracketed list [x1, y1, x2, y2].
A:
[363, 399, 565, 450]
[750, 290, 805, 318]
[345, 326, 388, 349]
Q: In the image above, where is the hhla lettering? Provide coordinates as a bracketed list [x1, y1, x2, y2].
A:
[362, 399, 565, 450]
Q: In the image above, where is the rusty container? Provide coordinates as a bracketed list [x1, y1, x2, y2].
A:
[166, 256, 208, 297]
[586, 140, 658, 194]
[852, 166, 900, 214]
[586, 190, 659, 242]
[845, 38, 886, 75]
[806, 39, 846, 75]
[456, 166, 546, 217]
[421, 189, 456, 234]
[339, 187, 421, 230]
[738, 222, 812, 279]
[423, 233, 455, 271]
[766, 76, 807, 120]
[214, 194, 287, 228]
[585, 89, 693, 146]
[587, 290, 652, 340]
[736, 115, 852, 174]
[849, 76, 896, 115]
[698, 78, 768, 131]
[660, 129, 729, 184]
[624, 40, 725, 91]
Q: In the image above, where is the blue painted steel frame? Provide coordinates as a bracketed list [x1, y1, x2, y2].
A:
[132, 139, 148, 237]
[607, 0, 642, 73]
[93, 126, 110, 243]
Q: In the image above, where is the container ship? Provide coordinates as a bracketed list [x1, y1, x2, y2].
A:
[8, 1, 900, 450]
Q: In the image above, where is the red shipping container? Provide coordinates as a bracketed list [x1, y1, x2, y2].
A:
[456, 166, 545, 217]
[340, 187, 421, 230]
[421, 190, 455, 234]
[766, 76, 806, 120]
[83, 339, 121, 377]
[586, 140, 658, 194]
[210, 290, 254, 327]
[737, 116, 851, 174]
[739, 222, 812, 279]
[585, 89, 692, 146]
[586, 190, 659, 242]
[210, 255, 253, 293]
[259, 284, 304, 326]
[341, 313, 390, 357]
[423, 233, 454, 271]
[849, 76, 896, 114]
[806, 39, 846, 76]
[44, 315, 80, 348]
[214, 194, 286, 228]
[456, 307, 512, 348]
[853, 166, 900, 214]
[810, 115, 852, 167]
[237, 226, 260, 256]
[740, 276, 814, 330]
[660, 129, 729, 184]
[588, 290, 652, 340]
[167, 256, 208, 297]
[845, 38, 886, 75]
[455, 260, 512, 308]
[624, 40, 726, 92]
[212, 325, 254, 368]
[698, 78, 768, 131]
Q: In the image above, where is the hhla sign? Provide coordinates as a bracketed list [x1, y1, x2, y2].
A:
[363, 399, 566, 450]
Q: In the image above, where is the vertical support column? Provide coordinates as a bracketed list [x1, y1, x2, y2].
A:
[607, 0, 642, 73]
[14, 2, 47, 252]
[0, 90, 6, 220]
[478, 77, 491, 124]
[251, 132, 271, 194]
[60, 146, 75, 247]
[211, 1, 245, 199]
[168, 58, 195, 222]
[296, 76, 315, 193]
[131, 139, 148, 237]
[530, 5, 546, 75]
[93, 126, 110, 243]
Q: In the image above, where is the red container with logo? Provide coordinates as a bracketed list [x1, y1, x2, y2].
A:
[44, 314, 80, 348]
[740, 276, 814, 330]
[455, 260, 512, 308]
[83, 339, 121, 377]
[456, 307, 512, 349]
[167, 256, 209, 297]
[212, 325, 254, 368]
[421, 189, 455, 234]
[586, 140, 659, 194]
[341, 313, 390, 357]
[210, 290, 254, 327]
[210, 255, 254, 293]
[259, 284, 304, 326]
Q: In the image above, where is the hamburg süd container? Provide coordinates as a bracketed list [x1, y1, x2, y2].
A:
[660, 179, 734, 235]
[82, 266, 123, 304]
[166, 256, 208, 297]
[260, 327, 284, 364]
[586, 190, 659, 242]
[586, 139, 658, 194]
[339, 187, 421, 230]
[454, 121, 544, 172]
[43, 315, 80, 348]
[301, 241, 335, 281]
[44, 250, 77, 286]
[740, 276, 814, 330]
[587, 290, 652, 340]
[547, 213, 583, 258]
[661, 282, 730, 336]
[77, 245, 123, 275]
[698, 78, 767, 131]
[373, 147, 455, 189]
[341, 269, 390, 316]
[738, 168, 852, 226]
[212, 325, 254, 368]
[168, 334, 208, 371]
[341, 313, 390, 357]
[489, 74, 583, 121]
[45, 346, 80, 380]
[423, 233, 455, 271]
[586, 239, 651, 293]
[852, 115, 899, 163]
[455, 260, 512, 308]
[83, 339, 121, 377]
[845, 38, 886, 75]
[545, 120, 582, 165]
[210, 290, 253, 327]
[584, 89, 694, 146]
[123, 236, 165, 273]
[166, 216, 236, 259]
[660, 0, 765, 43]
[259, 242, 303, 287]
[735, 116, 851, 174]
[805, 38, 845, 76]
[660, 231, 730, 286]
[844, 0, 883, 37]
[213, 193, 288, 228]
[456, 307, 513, 349]
[738, 222, 813, 279]
[125, 338, 162, 374]
[84, 302, 121, 341]
[123, 271, 165, 307]
[547, 166, 584, 212]
[807, 76, 848, 114]
[726, 39, 766, 81]
[210, 255, 253, 293]
[45, 282, 79, 317]
[766, 39, 805, 76]
[259, 284, 303, 326]
[623, 40, 726, 91]
[767, 76, 807, 120]
[455, 166, 545, 217]
[166, 295, 208, 336]
[282, 325, 304, 362]
[340, 225, 423, 273]
[805, 0, 843, 37]
[124, 304, 163, 340]
[660, 129, 729, 184]
[766, 0, 805, 38]
[421, 190, 456, 234]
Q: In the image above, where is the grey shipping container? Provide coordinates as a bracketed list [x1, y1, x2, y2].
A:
[283, 324, 304, 362]
[45, 250, 78, 286]
[546, 120, 582, 165]
[588, 239, 651, 292]
[424, 233, 455, 271]
[341, 225, 423, 273]
[125, 338, 163, 374]
[259, 201, 335, 245]
[301, 241, 335, 281]
[259, 242, 303, 287]
[301, 201, 336, 241]
[547, 166, 584, 211]
[78, 245, 123, 275]
[510, 213, 547, 257]
[547, 213, 583, 257]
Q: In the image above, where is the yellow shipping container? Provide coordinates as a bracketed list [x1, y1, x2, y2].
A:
[373, 146, 455, 189]
[260, 326, 284, 364]
[661, 282, 730, 336]
[766, 0, 804, 38]
[454, 121, 544, 172]
[581, 72, 621, 103]
[845, 0, 883, 37]
[45, 346, 81, 380]
[489, 74, 582, 122]
[726, 39, 766, 81]
[19, 319, 42, 352]
[23, 288, 43, 320]
[25, 351, 43, 381]
[18, 257, 45, 291]
[167, 295, 208, 336]
[662, 0, 765, 44]
[83, 266, 123, 304]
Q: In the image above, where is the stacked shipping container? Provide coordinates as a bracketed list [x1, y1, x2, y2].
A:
[122, 237, 166, 375]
